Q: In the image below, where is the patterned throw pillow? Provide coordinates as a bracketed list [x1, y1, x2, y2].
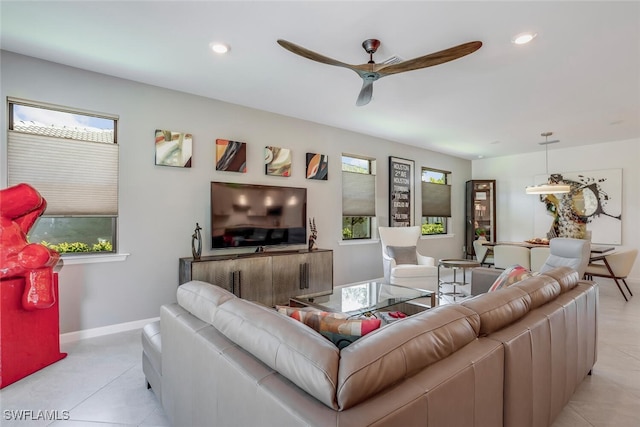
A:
[277, 307, 381, 349]
[386, 245, 418, 265]
[489, 265, 536, 292]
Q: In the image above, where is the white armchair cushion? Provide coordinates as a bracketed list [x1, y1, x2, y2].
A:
[392, 264, 438, 279]
[386, 245, 418, 265]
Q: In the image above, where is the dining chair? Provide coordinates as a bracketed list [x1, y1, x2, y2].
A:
[530, 246, 551, 272]
[473, 239, 494, 267]
[493, 245, 531, 270]
[585, 249, 637, 301]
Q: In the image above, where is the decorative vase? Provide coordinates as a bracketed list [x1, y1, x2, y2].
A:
[191, 223, 202, 260]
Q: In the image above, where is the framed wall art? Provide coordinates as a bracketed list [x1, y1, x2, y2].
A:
[216, 139, 247, 173]
[306, 153, 328, 180]
[533, 168, 622, 244]
[265, 146, 291, 177]
[389, 156, 414, 227]
[155, 129, 192, 167]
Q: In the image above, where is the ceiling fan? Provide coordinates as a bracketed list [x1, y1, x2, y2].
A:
[277, 38, 482, 106]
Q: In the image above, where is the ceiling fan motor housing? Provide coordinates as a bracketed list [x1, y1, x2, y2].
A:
[362, 39, 381, 54]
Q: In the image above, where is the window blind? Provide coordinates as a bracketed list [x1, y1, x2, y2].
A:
[421, 181, 451, 217]
[342, 171, 375, 216]
[7, 131, 118, 215]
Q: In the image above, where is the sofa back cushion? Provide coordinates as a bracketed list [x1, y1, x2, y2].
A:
[462, 286, 532, 335]
[539, 266, 580, 293]
[511, 274, 561, 310]
[177, 281, 340, 410]
[336, 304, 480, 410]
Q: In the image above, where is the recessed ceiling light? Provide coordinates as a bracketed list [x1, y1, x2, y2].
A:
[210, 42, 230, 54]
[512, 32, 537, 45]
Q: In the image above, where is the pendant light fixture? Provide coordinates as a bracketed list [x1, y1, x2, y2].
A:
[525, 132, 571, 195]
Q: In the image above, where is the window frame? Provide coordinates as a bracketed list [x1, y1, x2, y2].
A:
[341, 154, 376, 240]
[420, 167, 450, 236]
[7, 98, 119, 256]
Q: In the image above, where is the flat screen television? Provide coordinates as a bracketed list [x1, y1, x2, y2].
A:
[211, 181, 307, 249]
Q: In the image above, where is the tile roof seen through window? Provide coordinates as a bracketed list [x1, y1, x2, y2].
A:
[13, 122, 114, 144]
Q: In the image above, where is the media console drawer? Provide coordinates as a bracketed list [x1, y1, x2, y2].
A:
[179, 249, 333, 307]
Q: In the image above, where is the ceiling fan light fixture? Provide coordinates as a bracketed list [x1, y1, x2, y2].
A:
[525, 183, 571, 195]
[210, 42, 230, 54]
[512, 32, 537, 45]
[525, 132, 570, 195]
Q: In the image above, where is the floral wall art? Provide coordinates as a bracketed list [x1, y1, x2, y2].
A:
[533, 168, 622, 245]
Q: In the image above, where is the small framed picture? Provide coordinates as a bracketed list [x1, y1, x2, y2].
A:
[265, 146, 292, 177]
[216, 139, 247, 173]
[306, 153, 328, 180]
[155, 129, 192, 167]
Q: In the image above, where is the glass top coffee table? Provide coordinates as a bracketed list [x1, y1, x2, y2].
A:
[290, 281, 435, 317]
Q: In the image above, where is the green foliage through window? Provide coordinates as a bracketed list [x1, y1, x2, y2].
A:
[41, 240, 113, 254]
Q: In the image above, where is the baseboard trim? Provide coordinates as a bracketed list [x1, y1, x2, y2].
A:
[60, 317, 160, 345]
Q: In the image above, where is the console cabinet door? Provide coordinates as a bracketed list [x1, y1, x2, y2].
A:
[232, 257, 273, 307]
[271, 251, 333, 306]
[305, 250, 333, 297]
[272, 253, 308, 306]
[191, 260, 236, 293]
[189, 257, 272, 306]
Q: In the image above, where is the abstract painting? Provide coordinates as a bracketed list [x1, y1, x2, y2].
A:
[306, 153, 328, 180]
[265, 146, 291, 177]
[216, 139, 247, 173]
[533, 168, 622, 244]
[155, 129, 192, 167]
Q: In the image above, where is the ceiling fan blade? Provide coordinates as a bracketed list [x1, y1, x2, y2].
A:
[378, 41, 482, 76]
[277, 39, 358, 71]
[356, 79, 374, 107]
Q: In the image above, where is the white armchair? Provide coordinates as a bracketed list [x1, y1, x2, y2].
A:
[378, 226, 438, 292]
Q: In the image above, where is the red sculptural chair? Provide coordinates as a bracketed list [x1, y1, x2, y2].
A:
[0, 183, 65, 388]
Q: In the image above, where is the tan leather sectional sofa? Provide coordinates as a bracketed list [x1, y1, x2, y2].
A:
[150, 266, 597, 427]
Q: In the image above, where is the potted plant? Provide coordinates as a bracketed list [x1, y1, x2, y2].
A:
[475, 228, 487, 240]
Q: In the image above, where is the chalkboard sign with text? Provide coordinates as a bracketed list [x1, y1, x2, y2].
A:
[389, 156, 414, 227]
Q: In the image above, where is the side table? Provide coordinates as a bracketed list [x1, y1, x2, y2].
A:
[438, 259, 481, 301]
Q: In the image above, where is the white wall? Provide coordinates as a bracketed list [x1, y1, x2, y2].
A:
[472, 138, 640, 282]
[1, 51, 471, 333]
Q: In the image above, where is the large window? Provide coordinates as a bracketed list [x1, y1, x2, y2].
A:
[7, 99, 118, 254]
[342, 155, 376, 240]
[421, 168, 451, 235]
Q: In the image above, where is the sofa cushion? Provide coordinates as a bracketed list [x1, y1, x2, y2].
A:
[462, 286, 532, 335]
[387, 245, 418, 265]
[510, 274, 561, 309]
[336, 304, 480, 410]
[539, 266, 580, 293]
[177, 280, 236, 324]
[489, 264, 536, 292]
[178, 280, 341, 410]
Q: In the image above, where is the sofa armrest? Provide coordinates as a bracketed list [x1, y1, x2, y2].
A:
[470, 267, 502, 295]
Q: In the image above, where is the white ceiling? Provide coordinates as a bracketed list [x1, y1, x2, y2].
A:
[1, 1, 639, 160]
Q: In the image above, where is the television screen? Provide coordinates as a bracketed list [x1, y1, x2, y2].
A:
[211, 182, 307, 249]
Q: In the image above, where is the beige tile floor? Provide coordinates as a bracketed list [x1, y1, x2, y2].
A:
[0, 277, 638, 427]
